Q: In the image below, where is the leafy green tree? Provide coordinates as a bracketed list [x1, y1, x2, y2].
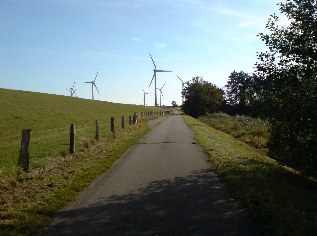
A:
[224, 71, 264, 116]
[225, 71, 252, 106]
[256, 0, 317, 172]
[225, 71, 255, 115]
[171, 101, 178, 107]
[182, 76, 223, 118]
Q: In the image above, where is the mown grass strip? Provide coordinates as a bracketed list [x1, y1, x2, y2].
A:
[0, 121, 151, 235]
[183, 115, 317, 235]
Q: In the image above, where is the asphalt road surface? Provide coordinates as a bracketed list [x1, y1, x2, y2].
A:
[46, 115, 254, 235]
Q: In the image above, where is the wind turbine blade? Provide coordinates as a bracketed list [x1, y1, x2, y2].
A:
[85, 81, 92, 83]
[156, 70, 172, 72]
[177, 75, 183, 83]
[94, 83, 100, 94]
[161, 82, 166, 90]
[149, 73, 155, 87]
[149, 53, 156, 69]
[94, 72, 98, 82]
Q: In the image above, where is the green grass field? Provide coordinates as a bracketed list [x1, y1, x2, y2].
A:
[1, 121, 151, 235]
[0, 88, 162, 179]
[0, 88, 165, 235]
[184, 115, 317, 235]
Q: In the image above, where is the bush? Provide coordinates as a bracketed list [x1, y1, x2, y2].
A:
[256, 0, 317, 173]
[182, 77, 223, 118]
[199, 113, 269, 149]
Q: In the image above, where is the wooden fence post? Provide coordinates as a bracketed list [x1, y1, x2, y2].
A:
[111, 117, 115, 135]
[129, 116, 132, 125]
[18, 129, 31, 171]
[70, 124, 75, 154]
[121, 116, 125, 129]
[133, 112, 138, 124]
[95, 120, 99, 141]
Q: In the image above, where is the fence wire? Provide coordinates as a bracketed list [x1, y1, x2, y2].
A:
[0, 112, 155, 178]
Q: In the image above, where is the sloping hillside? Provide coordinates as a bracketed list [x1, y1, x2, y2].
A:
[0, 88, 162, 175]
[0, 88, 158, 137]
[0, 88, 164, 235]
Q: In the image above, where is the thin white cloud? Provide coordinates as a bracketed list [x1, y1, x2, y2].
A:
[155, 42, 166, 51]
[212, 7, 251, 18]
[80, 50, 147, 61]
[238, 18, 267, 28]
[211, 6, 268, 28]
[132, 37, 141, 42]
[224, 32, 258, 42]
[190, 2, 276, 44]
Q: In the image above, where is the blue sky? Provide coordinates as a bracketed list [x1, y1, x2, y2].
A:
[0, 0, 280, 106]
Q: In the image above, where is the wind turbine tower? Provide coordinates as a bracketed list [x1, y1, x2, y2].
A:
[148, 53, 172, 106]
[158, 82, 166, 107]
[177, 75, 185, 105]
[142, 89, 148, 106]
[66, 82, 77, 97]
[85, 72, 100, 100]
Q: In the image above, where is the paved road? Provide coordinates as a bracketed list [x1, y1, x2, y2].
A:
[46, 115, 254, 235]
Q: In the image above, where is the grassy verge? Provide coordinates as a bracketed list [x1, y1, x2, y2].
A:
[183, 115, 317, 235]
[0, 120, 151, 235]
[198, 113, 269, 150]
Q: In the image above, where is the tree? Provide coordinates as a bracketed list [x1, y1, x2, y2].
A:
[224, 71, 254, 115]
[256, 0, 317, 172]
[171, 101, 178, 107]
[224, 71, 264, 116]
[226, 71, 251, 106]
[182, 76, 223, 118]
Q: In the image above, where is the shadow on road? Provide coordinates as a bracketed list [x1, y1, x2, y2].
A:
[46, 169, 254, 235]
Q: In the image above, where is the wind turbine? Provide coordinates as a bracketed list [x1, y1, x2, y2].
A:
[85, 72, 100, 100]
[177, 75, 185, 105]
[148, 53, 172, 106]
[142, 89, 148, 106]
[157, 82, 166, 107]
[66, 82, 77, 97]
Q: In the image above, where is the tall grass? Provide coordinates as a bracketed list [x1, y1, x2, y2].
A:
[199, 113, 269, 150]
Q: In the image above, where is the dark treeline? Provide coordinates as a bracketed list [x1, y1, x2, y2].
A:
[182, 0, 317, 175]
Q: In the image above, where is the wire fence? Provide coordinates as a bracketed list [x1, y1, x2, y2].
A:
[0, 111, 164, 179]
